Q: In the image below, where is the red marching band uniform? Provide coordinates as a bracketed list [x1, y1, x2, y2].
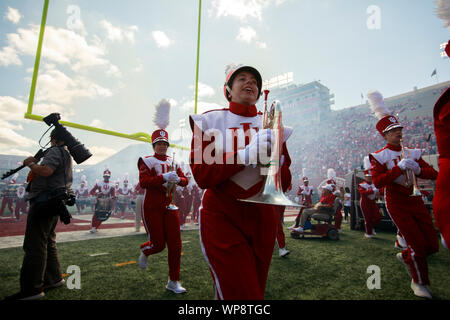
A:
[190, 183, 202, 224]
[137, 99, 189, 294]
[433, 85, 450, 249]
[14, 182, 28, 220]
[0, 173, 18, 217]
[288, 170, 313, 229]
[358, 156, 382, 237]
[89, 168, 115, 232]
[367, 90, 438, 299]
[189, 65, 293, 299]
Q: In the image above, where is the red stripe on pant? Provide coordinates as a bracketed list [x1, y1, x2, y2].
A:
[141, 204, 182, 281]
[385, 193, 439, 285]
[433, 158, 450, 249]
[360, 198, 381, 235]
[199, 189, 278, 300]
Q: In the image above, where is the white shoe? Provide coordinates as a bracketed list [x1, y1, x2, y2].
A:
[166, 280, 187, 294]
[441, 236, 448, 249]
[396, 252, 412, 278]
[372, 230, 377, 235]
[138, 252, 148, 270]
[411, 280, 432, 299]
[279, 247, 290, 257]
[396, 234, 407, 249]
[287, 224, 297, 230]
[364, 233, 373, 238]
[293, 226, 304, 233]
[89, 227, 97, 233]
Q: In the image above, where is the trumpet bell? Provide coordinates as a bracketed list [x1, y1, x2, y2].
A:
[240, 178, 301, 207]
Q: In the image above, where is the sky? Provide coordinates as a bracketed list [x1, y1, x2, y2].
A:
[0, 0, 449, 166]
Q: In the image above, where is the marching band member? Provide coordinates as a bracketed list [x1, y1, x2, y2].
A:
[368, 90, 438, 299]
[14, 182, 28, 220]
[0, 173, 18, 217]
[189, 64, 293, 299]
[137, 99, 189, 294]
[117, 174, 133, 219]
[289, 169, 313, 229]
[133, 180, 145, 232]
[89, 168, 116, 233]
[358, 156, 382, 238]
[75, 176, 89, 215]
[191, 182, 202, 224]
[433, 86, 450, 250]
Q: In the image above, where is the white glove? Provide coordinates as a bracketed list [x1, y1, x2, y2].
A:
[168, 174, 181, 184]
[237, 129, 272, 166]
[397, 159, 410, 171]
[407, 160, 421, 175]
[163, 172, 179, 182]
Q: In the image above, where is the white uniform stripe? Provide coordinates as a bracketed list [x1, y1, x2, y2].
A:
[198, 192, 224, 300]
[141, 189, 153, 249]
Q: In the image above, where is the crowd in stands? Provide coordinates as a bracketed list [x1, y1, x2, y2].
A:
[285, 96, 439, 194]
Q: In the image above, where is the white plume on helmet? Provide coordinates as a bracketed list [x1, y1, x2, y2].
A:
[302, 168, 308, 178]
[363, 156, 371, 171]
[367, 90, 391, 120]
[435, 0, 450, 28]
[327, 168, 336, 180]
[225, 63, 240, 76]
[153, 99, 171, 130]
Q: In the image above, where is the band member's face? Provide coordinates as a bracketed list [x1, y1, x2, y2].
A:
[229, 71, 259, 106]
[153, 141, 169, 156]
[304, 181, 309, 186]
[384, 127, 403, 145]
[103, 176, 109, 182]
[366, 175, 373, 183]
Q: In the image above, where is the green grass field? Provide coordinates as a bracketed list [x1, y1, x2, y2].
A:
[1, 222, 449, 300]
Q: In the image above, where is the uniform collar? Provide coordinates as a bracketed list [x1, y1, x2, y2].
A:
[229, 101, 258, 117]
[386, 143, 402, 152]
[154, 153, 168, 161]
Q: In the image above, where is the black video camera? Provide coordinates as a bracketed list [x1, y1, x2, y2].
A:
[43, 113, 92, 164]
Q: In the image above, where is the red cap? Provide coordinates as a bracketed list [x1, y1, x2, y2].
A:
[376, 115, 403, 136]
[302, 177, 309, 182]
[151, 129, 169, 145]
[103, 169, 111, 177]
[364, 169, 372, 177]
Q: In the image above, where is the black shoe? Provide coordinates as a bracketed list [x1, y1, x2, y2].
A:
[4, 289, 44, 300]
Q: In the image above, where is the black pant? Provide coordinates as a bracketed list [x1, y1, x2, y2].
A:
[20, 202, 62, 292]
[343, 206, 350, 220]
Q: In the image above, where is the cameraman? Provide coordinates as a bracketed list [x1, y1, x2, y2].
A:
[5, 129, 74, 300]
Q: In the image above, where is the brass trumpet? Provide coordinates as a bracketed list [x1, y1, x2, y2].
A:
[239, 90, 300, 207]
[166, 152, 179, 210]
[400, 139, 422, 197]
